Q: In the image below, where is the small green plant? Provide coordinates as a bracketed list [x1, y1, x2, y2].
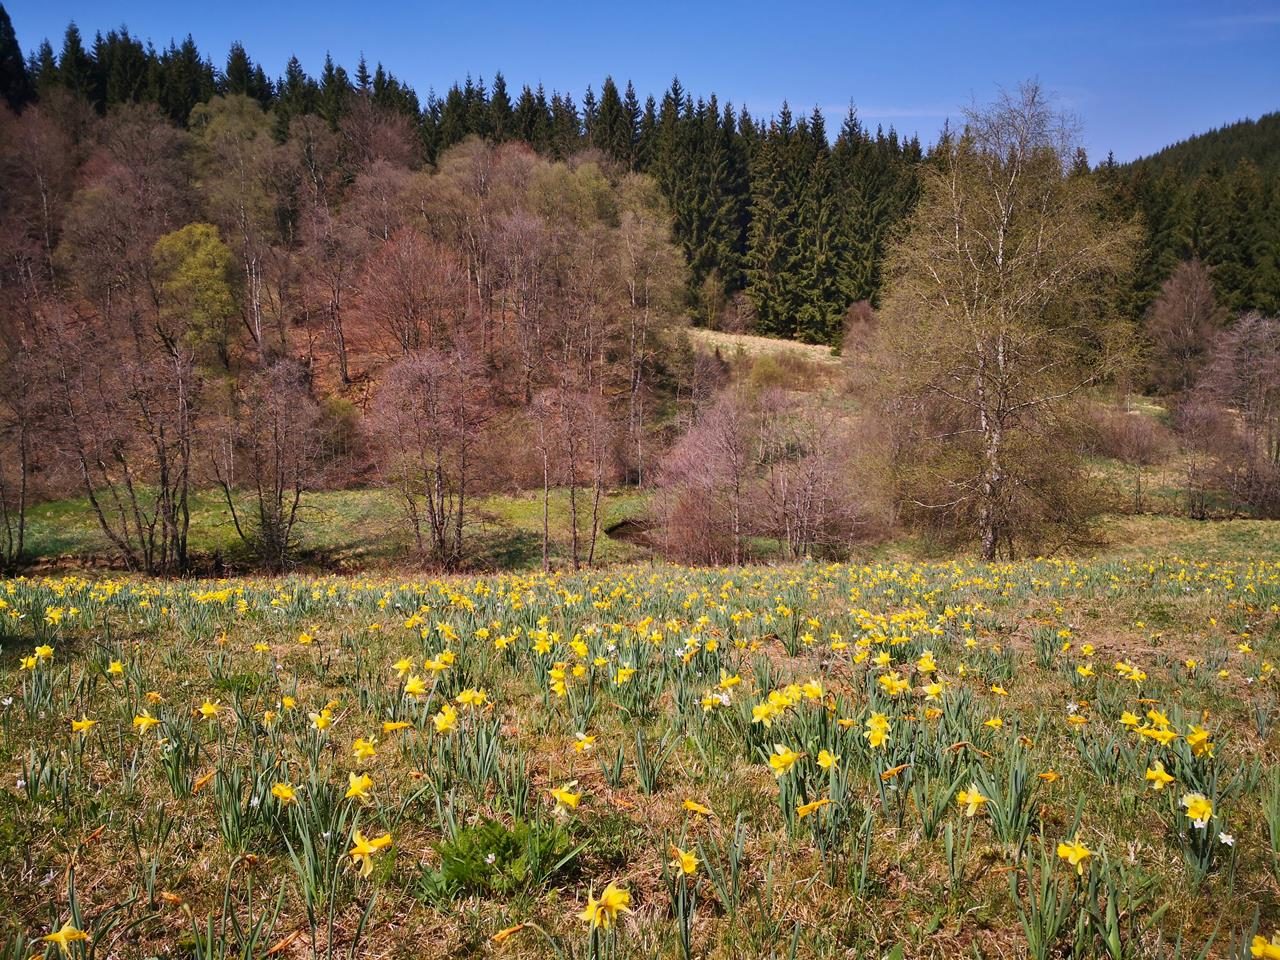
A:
[415, 817, 584, 905]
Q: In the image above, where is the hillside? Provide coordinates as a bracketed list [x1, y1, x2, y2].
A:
[1125, 110, 1280, 178]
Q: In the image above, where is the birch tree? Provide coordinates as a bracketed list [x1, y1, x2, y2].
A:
[878, 83, 1137, 559]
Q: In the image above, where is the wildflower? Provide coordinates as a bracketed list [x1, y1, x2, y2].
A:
[198, 700, 220, 721]
[1181, 792, 1213, 829]
[574, 732, 597, 753]
[107, 660, 124, 675]
[432, 703, 458, 734]
[310, 708, 333, 731]
[1076, 664, 1095, 678]
[797, 797, 831, 819]
[956, 783, 988, 817]
[579, 881, 632, 929]
[683, 799, 713, 816]
[1185, 725, 1215, 758]
[1145, 761, 1174, 791]
[878, 671, 910, 697]
[551, 784, 581, 811]
[991, 684, 1008, 696]
[768, 744, 802, 777]
[1252, 933, 1280, 959]
[1219, 832, 1235, 847]
[817, 749, 840, 770]
[70, 717, 97, 735]
[382, 720, 412, 734]
[404, 675, 428, 697]
[348, 829, 392, 877]
[1038, 770, 1060, 783]
[41, 921, 88, 956]
[271, 782, 297, 804]
[670, 846, 699, 875]
[864, 712, 891, 749]
[1137, 724, 1178, 746]
[352, 738, 377, 762]
[35, 644, 54, 659]
[133, 710, 161, 734]
[456, 687, 488, 707]
[1056, 839, 1092, 875]
[1119, 711, 1140, 727]
[345, 772, 374, 801]
[983, 716, 1004, 730]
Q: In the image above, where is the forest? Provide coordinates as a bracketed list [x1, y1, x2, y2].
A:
[1, 7, 1278, 575]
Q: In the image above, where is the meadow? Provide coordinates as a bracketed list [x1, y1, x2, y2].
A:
[2, 552, 1280, 959]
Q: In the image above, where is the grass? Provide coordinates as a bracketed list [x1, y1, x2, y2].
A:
[1, 541, 1279, 958]
[21, 487, 654, 571]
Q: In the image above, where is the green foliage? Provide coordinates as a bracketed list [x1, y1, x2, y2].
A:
[414, 817, 583, 905]
[152, 223, 237, 365]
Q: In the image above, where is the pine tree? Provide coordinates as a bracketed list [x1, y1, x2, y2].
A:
[438, 82, 469, 148]
[0, 3, 31, 109]
[57, 23, 97, 105]
[355, 55, 371, 93]
[489, 72, 513, 141]
[28, 40, 56, 96]
[274, 55, 316, 138]
[318, 53, 351, 127]
[96, 28, 150, 106]
[593, 76, 632, 164]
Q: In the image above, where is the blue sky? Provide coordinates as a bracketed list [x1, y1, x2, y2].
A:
[6, 0, 1279, 161]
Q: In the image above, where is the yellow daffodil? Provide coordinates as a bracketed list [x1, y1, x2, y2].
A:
[768, 744, 802, 777]
[1145, 761, 1174, 791]
[1056, 839, 1092, 875]
[956, 783, 988, 817]
[271, 782, 297, 804]
[670, 846, 699, 875]
[551, 783, 581, 811]
[579, 881, 631, 929]
[345, 772, 374, 801]
[41, 921, 88, 956]
[797, 797, 831, 819]
[348, 829, 392, 877]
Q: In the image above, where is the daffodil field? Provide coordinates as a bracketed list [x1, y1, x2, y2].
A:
[3, 558, 1280, 959]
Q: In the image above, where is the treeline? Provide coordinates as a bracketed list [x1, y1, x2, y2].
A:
[0, 8, 923, 344]
[1111, 112, 1280, 316]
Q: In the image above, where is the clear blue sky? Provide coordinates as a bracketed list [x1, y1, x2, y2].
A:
[6, 0, 1279, 161]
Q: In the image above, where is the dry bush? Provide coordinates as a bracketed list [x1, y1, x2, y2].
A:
[653, 387, 886, 564]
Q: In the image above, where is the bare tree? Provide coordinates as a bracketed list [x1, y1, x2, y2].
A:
[1195, 312, 1280, 516]
[371, 349, 491, 568]
[1145, 259, 1227, 395]
[210, 359, 325, 570]
[358, 228, 463, 354]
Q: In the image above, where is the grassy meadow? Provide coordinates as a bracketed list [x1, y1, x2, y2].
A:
[2, 547, 1280, 959]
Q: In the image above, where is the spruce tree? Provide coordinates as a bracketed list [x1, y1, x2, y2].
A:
[57, 23, 97, 105]
[318, 53, 351, 127]
[0, 3, 31, 109]
[489, 72, 513, 141]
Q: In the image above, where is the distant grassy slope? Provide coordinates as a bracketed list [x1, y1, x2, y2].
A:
[22, 487, 653, 571]
[684, 327, 842, 365]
